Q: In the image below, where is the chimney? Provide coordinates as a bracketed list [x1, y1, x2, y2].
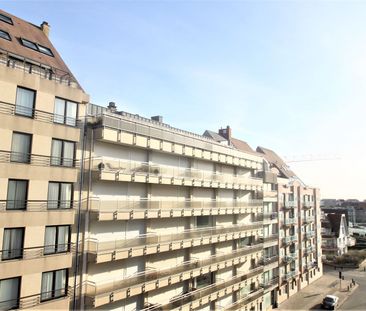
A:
[218, 126, 232, 143]
[151, 115, 163, 123]
[41, 21, 50, 37]
[107, 102, 117, 113]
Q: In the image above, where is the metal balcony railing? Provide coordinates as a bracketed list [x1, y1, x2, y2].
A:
[283, 270, 297, 281]
[0, 200, 76, 212]
[263, 212, 278, 220]
[282, 218, 297, 226]
[89, 197, 263, 217]
[0, 47, 79, 88]
[259, 234, 279, 244]
[302, 216, 315, 224]
[224, 288, 264, 310]
[0, 101, 79, 127]
[0, 287, 71, 310]
[0, 150, 79, 168]
[283, 253, 297, 263]
[88, 222, 264, 256]
[91, 157, 262, 187]
[260, 276, 279, 290]
[141, 266, 264, 311]
[282, 201, 297, 209]
[0, 244, 74, 261]
[85, 244, 263, 299]
[304, 231, 315, 239]
[321, 244, 338, 250]
[283, 235, 297, 244]
[303, 201, 314, 208]
[261, 254, 278, 265]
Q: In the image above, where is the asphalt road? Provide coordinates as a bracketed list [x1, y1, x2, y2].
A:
[323, 265, 366, 310]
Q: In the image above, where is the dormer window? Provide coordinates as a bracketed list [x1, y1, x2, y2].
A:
[0, 29, 11, 41]
[0, 13, 13, 25]
[20, 38, 54, 57]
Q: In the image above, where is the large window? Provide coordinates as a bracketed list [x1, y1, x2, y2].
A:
[44, 226, 70, 255]
[6, 180, 28, 210]
[54, 98, 77, 126]
[51, 139, 75, 167]
[47, 182, 73, 209]
[41, 269, 67, 301]
[10, 132, 32, 163]
[2, 228, 24, 260]
[0, 277, 20, 310]
[15, 87, 35, 117]
[0, 29, 11, 41]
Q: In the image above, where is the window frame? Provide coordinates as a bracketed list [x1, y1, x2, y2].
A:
[10, 131, 32, 164]
[1, 227, 25, 261]
[50, 139, 76, 167]
[20, 37, 54, 57]
[40, 269, 68, 302]
[47, 182, 74, 210]
[53, 97, 78, 126]
[15, 86, 36, 118]
[44, 225, 71, 255]
[0, 277, 21, 310]
[0, 29, 11, 41]
[0, 13, 13, 25]
[6, 179, 29, 211]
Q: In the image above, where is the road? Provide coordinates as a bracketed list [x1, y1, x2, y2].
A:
[323, 265, 366, 310]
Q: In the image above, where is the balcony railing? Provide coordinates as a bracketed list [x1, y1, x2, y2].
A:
[0, 243, 74, 261]
[0, 101, 79, 127]
[0, 200, 76, 212]
[263, 212, 278, 220]
[303, 201, 314, 208]
[88, 222, 264, 259]
[261, 254, 278, 265]
[86, 244, 263, 300]
[0, 47, 79, 88]
[260, 276, 279, 290]
[282, 201, 297, 209]
[0, 287, 70, 310]
[89, 197, 263, 220]
[224, 288, 264, 310]
[304, 231, 315, 239]
[259, 234, 279, 244]
[282, 218, 297, 226]
[0, 150, 79, 168]
[283, 253, 297, 263]
[283, 235, 297, 244]
[322, 245, 338, 251]
[302, 216, 315, 224]
[91, 157, 262, 188]
[283, 270, 297, 282]
[141, 266, 264, 311]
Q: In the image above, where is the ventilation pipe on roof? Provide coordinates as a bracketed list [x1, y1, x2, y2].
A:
[151, 115, 163, 123]
[107, 102, 117, 113]
[41, 21, 50, 37]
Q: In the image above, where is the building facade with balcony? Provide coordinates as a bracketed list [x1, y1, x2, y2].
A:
[0, 9, 88, 311]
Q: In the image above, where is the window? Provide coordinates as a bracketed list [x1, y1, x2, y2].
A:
[10, 132, 32, 163]
[15, 87, 36, 117]
[6, 180, 28, 210]
[20, 38, 54, 57]
[0, 13, 13, 25]
[0, 29, 10, 41]
[41, 269, 67, 301]
[0, 277, 20, 310]
[37, 45, 53, 57]
[47, 182, 73, 209]
[2, 228, 24, 260]
[51, 139, 75, 167]
[196, 216, 210, 228]
[44, 225, 70, 254]
[54, 98, 77, 126]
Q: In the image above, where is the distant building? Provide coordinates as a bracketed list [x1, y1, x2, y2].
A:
[321, 213, 348, 258]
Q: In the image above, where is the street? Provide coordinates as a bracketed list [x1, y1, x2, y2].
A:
[323, 265, 366, 310]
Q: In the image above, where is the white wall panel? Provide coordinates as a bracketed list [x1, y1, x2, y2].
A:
[94, 141, 147, 162]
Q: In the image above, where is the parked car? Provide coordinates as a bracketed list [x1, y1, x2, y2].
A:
[322, 295, 339, 310]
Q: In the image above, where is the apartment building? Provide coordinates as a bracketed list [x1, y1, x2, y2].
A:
[256, 147, 323, 303]
[0, 9, 88, 310]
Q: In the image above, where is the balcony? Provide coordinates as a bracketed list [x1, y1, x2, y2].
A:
[259, 234, 279, 246]
[224, 288, 264, 310]
[282, 201, 297, 210]
[87, 222, 264, 262]
[263, 212, 278, 221]
[283, 270, 297, 282]
[0, 200, 75, 227]
[85, 245, 263, 306]
[0, 100, 79, 127]
[282, 235, 297, 245]
[0, 244, 73, 279]
[262, 190, 278, 200]
[260, 276, 279, 290]
[0, 287, 71, 310]
[282, 218, 297, 227]
[283, 253, 297, 264]
[261, 255, 279, 266]
[140, 266, 264, 311]
[302, 216, 315, 224]
[322, 245, 338, 251]
[0, 47, 79, 88]
[303, 246, 314, 256]
[304, 231, 315, 240]
[303, 201, 314, 209]
[302, 262, 316, 273]
[89, 197, 263, 221]
[90, 157, 263, 190]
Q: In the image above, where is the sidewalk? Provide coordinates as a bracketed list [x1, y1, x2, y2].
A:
[279, 273, 358, 310]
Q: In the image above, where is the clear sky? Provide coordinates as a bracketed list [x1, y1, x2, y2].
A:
[2, 1, 365, 200]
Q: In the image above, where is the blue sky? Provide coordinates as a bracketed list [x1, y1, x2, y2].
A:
[2, 1, 365, 199]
